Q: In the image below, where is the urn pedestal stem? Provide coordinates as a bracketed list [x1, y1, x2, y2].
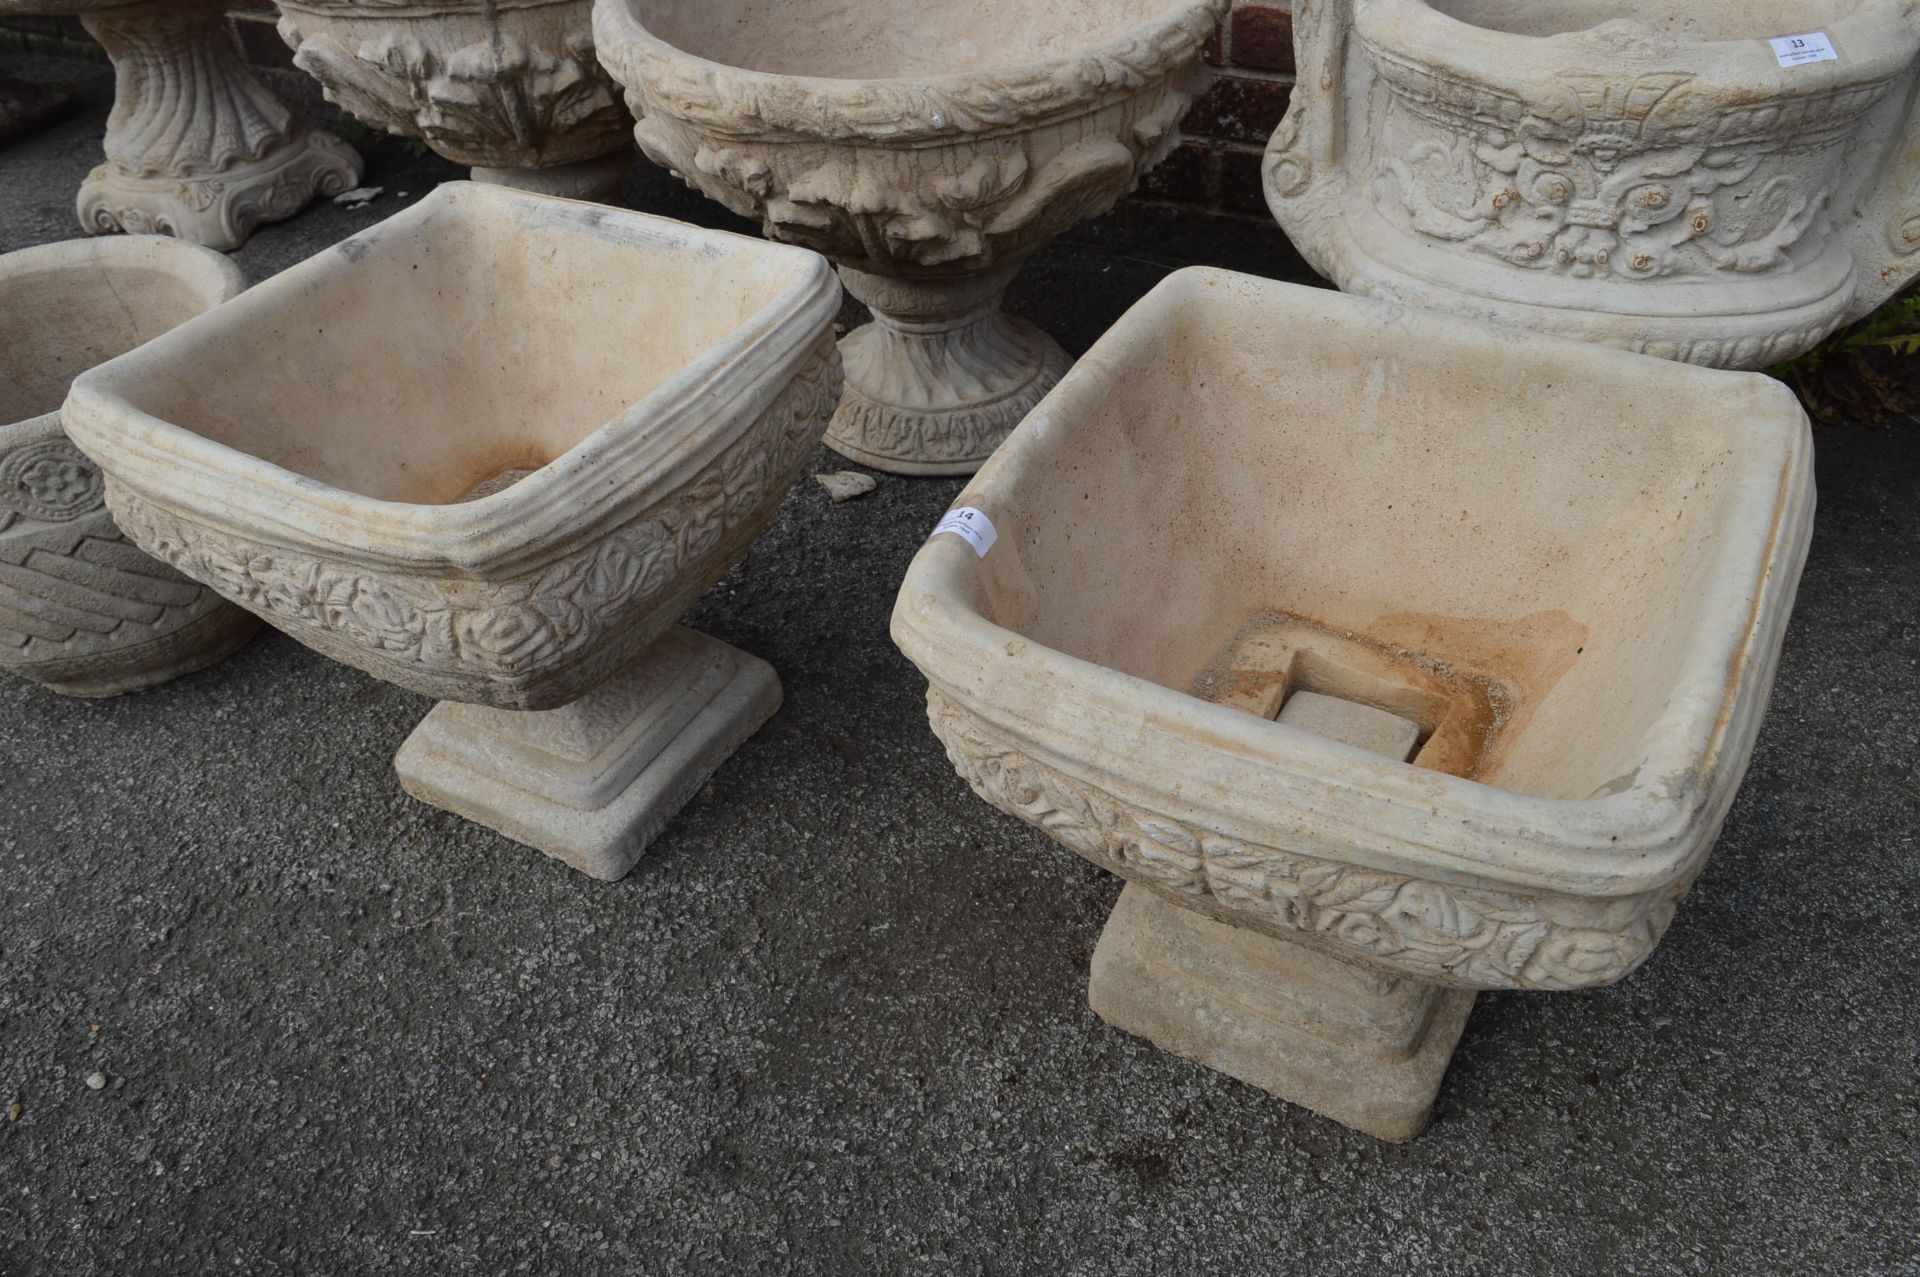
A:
[77, 0, 362, 250]
[394, 625, 782, 882]
[470, 147, 634, 203]
[829, 262, 1072, 477]
[1089, 882, 1477, 1142]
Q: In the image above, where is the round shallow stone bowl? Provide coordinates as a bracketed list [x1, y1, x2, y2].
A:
[275, 0, 634, 198]
[0, 237, 259, 697]
[1266, 0, 1920, 369]
[594, 0, 1226, 475]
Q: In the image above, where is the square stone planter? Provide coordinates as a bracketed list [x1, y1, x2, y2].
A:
[892, 268, 1814, 1139]
[64, 184, 842, 879]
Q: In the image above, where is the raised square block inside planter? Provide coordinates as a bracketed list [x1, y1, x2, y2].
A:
[63, 184, 842, 879]
[892, 268, 1814, 1139]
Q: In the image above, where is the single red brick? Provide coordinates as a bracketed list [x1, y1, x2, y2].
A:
[1230, 4, 1295, 73]
[1201, 20, 1225, 67]
[1141, 141, 1214, 204]
[1218, 145, 1272, 215]
[1183, 75, 1291, 146]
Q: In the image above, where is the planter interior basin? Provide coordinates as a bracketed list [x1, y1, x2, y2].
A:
[893, 268, 1814, 992]
[2, 236, 243, 430]
[63, 183, 840, 710]
[623, 0, 1194, 80]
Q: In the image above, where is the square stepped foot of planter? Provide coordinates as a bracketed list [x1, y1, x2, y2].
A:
[394, 626, 781, 881]
[1090, 882, 1476, 1142]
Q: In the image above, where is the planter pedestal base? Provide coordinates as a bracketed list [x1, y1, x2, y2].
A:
[1089, 881, 1476, 1142]
[470, 149, 633, 203]
[394, 625, 780, 881]
[77, 0, 362, 250]
[827, 264, 1072, 477]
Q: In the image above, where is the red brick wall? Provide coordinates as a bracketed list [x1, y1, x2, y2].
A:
[1141, 1, 1294, 220]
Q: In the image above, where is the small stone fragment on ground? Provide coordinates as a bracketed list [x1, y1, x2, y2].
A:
[815, 471, 879, 503]
[85, 1072, 106, 1090]
[333, 186, 383, 209]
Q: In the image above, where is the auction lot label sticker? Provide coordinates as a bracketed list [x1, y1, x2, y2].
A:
[1771, 32, 1837, 66]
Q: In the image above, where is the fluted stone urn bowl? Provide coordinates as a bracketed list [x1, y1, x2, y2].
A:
[593, 0, 1226, 475]
[0, 236, 259, 696]
[276, 0, 634, 198]
[64, 184, 842, 879]
[892, 269, 1815, 1140]
[1266, 0, 1920, 370]
[0, 0, 361, 249]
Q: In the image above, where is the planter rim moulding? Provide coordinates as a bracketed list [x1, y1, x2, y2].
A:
[892, 268, 1815, 989]
[1265, 0, 1920, 369]
[596, 0, 1220, 139]
[63, 183, 841, 710]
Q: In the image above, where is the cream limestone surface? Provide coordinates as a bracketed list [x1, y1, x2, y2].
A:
[275, 0, 634, 199]
[0, 236, 259, 696]
[1266, 0, 1920, 369]
[891, 268, 1815, 1139]
[62, 185, 843, 879]
[593, 0, 1226, 475]
[0, 0, 361, 249]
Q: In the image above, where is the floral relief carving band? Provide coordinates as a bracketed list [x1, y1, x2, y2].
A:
[1266, 0, 1920, 369]
[927, 690, 1682, 993]
[107, 334, 839, 707]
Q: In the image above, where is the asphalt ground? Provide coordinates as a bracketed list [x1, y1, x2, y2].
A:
[1, 46, 1916, 1276]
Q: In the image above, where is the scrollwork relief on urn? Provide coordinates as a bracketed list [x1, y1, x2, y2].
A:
[1266, 0, 1920, 369]
[594, 0, 1226, 475]
[276, 0, 633, 198]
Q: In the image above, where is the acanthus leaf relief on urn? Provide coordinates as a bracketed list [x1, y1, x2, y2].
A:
[1265, 0, 1920, 370]
[274, 0, 632, 194]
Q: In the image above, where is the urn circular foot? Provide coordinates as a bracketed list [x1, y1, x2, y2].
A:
[470, 149, 633, 203]
[828, 266, 1073, 477]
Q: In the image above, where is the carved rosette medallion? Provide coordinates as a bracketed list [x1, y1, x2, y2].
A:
[275, 0, 630, 175]
[925, 689, 1688, 993]
[0, 417, 256, 697]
